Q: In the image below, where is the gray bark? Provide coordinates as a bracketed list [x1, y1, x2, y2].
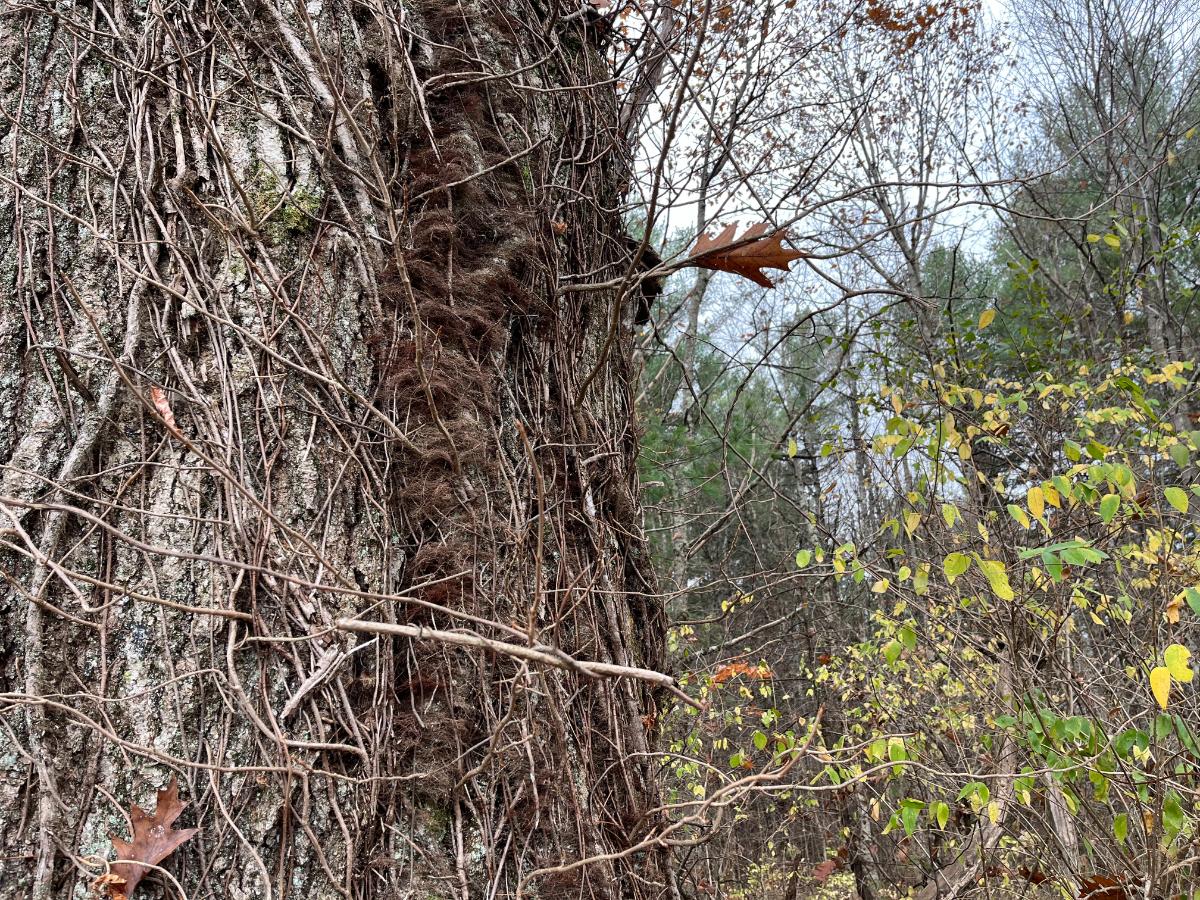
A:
[0, 2, 668, 898]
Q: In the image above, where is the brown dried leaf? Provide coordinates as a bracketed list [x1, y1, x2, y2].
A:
[149, 386, 176, 431]
[712, 661, 772, 683]
[687, 223, 804, 288]
[812, 859, 838, 882]
[107, 777, 197, 899]
[1165, 591, 1183, 624]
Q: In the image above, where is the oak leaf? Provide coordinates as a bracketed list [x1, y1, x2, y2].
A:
[712, 661, 772, 683]
[687, 223, 804, 288]
[107, 777, 198, 899]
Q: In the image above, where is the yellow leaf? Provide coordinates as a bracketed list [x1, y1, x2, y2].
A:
[1150, 666, 1171, 709]
[904, 511, 921, 537]
[978, 308, 996, 329]
[1164, 644, 1193, 683]
[1027, 486, 1045, 521]
[1103, 234, 1121, 249]
[977, 558, 1015, 601]
[871, 578, 890, 594]
[1165, 593, 1183, 625]
[891, 393, 903, 415]
[787, 437, 798, 458]
[941, 503, 958, 528]
[1008, 504, 1030, 528]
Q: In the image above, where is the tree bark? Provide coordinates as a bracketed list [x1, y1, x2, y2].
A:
[0, 2, 669, 898]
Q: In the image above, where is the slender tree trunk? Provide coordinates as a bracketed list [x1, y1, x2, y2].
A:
[0, 3, 669, 898]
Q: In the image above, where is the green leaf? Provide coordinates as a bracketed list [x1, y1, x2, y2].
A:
[1041, 550, 1064, 582]
[956, 781, 989, 806]
[1062, 787, 1078, 814]
[1060, 544, 1106, 566]
[1103, 233, 1121, 249]
[1156, 713, 1176, 740]
[900, 799, 924, 836]
[1165, 486, 1189, 514]
[1175, 715, 1200, 757]
[1113, 813, 1128, 844]
[934, 801, 949, 830]
[913, 565, 930, 596]
[1100, 493, 1120, 524]
[795, 549, 811, 569]
[883, 640, 903, 667]
[1186, 587, 1200, 617]
[1020, 539, 1095, 559]
[943, 552, 970, 582]
[752, 730, 768, 751]
[1052, 475, 1074, 501]
[1164, 791, 1185, 838]
[1170, 442, 1190, 469]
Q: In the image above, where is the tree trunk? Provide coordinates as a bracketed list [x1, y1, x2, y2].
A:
[0, 3, 670, 898]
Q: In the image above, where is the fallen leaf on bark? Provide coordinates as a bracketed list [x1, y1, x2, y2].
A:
[687, 223, 805, 288]
[149, 386, 177, 431]
[106, 777, 197, 899]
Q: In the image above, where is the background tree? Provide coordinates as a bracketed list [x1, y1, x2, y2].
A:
[0, 2, 683, 898]
[631, 0, 1200, 897]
